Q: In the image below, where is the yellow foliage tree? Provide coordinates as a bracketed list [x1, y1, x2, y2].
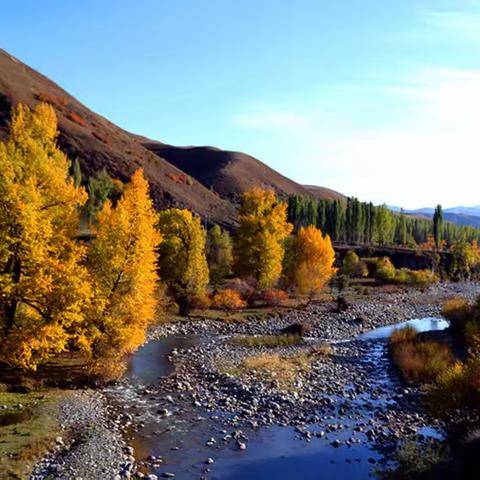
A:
[291, 225, 336, 299]
[0, 103, 91, 369]
[88, 169, 161, 373]
[157, 209, 209, 316]
[234, 188, 293, 288]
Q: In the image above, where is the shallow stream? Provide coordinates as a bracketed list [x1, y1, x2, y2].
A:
[106, 317, 449, 479]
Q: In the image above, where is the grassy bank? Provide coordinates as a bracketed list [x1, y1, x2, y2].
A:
[0, 389, 65, 479]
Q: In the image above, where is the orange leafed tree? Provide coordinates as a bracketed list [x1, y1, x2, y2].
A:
[212, 289, 247, 310]
[291, 225, 336, 299]
[0, 103, 91, 369]
[88, 169, 162, 373]
[233, 188, 293, 288]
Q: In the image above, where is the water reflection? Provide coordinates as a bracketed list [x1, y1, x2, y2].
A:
[359, 317, 449, 341]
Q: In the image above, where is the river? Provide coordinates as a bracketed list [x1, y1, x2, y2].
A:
[105, 317, 449, 479]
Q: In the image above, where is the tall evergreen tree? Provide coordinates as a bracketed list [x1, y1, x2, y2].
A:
[433, 204, 443, 249]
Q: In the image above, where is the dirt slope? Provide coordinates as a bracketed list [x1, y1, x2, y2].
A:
[0, 49, 237, 228]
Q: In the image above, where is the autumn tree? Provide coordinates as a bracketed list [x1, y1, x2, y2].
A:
[287, 225, 336, 300]
[0, 103, 92, 369]
[450, 241, 480, 280]
[88, 169, 161, 374]
[234, 188, 293, 288]
[157, 209, 209, 316]
[206, 225, 233, 289]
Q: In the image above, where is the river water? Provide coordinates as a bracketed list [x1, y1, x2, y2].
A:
[107, 318, 449, 479]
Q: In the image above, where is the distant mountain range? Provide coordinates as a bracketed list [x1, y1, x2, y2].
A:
[388, 206, 480, 228]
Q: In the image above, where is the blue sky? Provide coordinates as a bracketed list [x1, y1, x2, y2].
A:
[2, 0, 480, 208]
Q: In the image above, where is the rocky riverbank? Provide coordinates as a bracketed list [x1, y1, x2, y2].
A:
[30, 282, 480, 479]
[30, 390, 143, 480]
[151, 282, 480, 341]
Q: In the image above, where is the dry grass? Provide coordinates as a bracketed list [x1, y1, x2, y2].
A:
[226, 345, 330, 391]
[0, 390, 63, 479]
[232, 335, 303, 348]
[310, 342, 333, 356]
[232, 352, 312, 390]
[389, 326, 418, 345]
[391, 338, 454, 384]
[66, 111, 87, 127]
[442, 298, 471, 331]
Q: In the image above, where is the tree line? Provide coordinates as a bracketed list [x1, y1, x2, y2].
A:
[0, 103, 336, 375]
[287, 195, 480, 248]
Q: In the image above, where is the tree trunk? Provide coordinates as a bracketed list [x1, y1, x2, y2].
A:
[3, 256, 21, 332]
[177, 296, 190, 317]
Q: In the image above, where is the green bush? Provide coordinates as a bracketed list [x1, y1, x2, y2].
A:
[394, 268, 410, 284]
[393, 268, 438, 287]
[374, 257, 396, 283]
[342, 251, 369, 278]
[406, 269, 438, 287]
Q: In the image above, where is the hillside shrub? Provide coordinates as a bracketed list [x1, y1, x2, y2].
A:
[262, 288, 289, 307]
[212, 289, 247, 310]
[390, 327, 454, 384]
[426, 359, 480, 416]
[226, 277, 257, 304]
[390, 326, 418, 345]
[374, 257, 396, 283]
[66, 111, 87, 127]
[442, 298, 472, 333]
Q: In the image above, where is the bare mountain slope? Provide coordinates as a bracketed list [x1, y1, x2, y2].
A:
[0, 49, 344, 227]
[0, 49, 237, 227]
[140, 141, 319, 202]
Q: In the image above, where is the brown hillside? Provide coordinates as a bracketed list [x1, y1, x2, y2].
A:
[0, 49, 237, 228]
[303, 185, 346, 202]
[140, 141, 344, 203]
[0, 48, 344, 226]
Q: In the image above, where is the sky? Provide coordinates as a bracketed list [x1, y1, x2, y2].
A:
[2, 0, 480, 208]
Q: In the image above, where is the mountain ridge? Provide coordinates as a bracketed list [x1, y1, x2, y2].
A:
[0, 48, 344, 227]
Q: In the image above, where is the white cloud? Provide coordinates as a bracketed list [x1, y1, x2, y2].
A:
[425, 8, 480, 42]
[229, 66, 480, 208]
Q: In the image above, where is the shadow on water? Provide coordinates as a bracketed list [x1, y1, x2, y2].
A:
[126, 336, 202, 384]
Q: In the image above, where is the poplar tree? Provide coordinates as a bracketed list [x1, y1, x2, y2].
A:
[157, 208, 209, 315]
[233, 188, 293, 288]
[88, 169, 161, 372]
[0, 103, 91, 369]
[206, 225, 233, 288]
[291, 225, 336, 301]
[433, 204, 443, 249]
